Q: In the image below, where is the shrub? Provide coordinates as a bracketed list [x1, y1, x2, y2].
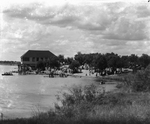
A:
[123, 64, 150, 92]
[54, 84, 106, 118]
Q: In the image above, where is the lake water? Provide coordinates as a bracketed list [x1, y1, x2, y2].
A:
[0, 65, 117, 119]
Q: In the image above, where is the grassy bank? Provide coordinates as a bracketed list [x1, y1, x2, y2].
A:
[2, 92, 150, 124]
[1, 84, 150, 124]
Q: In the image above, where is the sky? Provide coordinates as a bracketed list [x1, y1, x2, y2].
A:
[0, 0, 150, 61]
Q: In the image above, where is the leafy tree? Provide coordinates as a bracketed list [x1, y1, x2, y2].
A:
[65, 57, 74, 65]
[128, 54, 139, 67]
[93, 54, 107, 72]
[37, 61, 45, 70]
[74, 52, 85, 65]
[69, 60, 80, 73]
[139, 54, 150, 68]
[62, 52, 150, 72]
[115, 57, 124, 68]
[121, 55, 129, 68]
[48, 57, 60, 68]
[105, 52, 119, 72]
[85, 53, 97, 66]
[37, 57, 60, 70]
[58, 55, 65, 64]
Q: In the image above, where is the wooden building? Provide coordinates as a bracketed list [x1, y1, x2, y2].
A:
[19, 50, 57, 71]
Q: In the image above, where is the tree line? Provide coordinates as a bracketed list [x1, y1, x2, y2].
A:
[0, 61, 21, 65]
[74, 52, 150, 71]
[36, 52, 150, 73]
[59, 52, 150, 72]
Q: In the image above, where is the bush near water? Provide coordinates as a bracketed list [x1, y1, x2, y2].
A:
[119, 64, 150, 92]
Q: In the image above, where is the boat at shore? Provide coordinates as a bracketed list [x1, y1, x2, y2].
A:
[2, 72, 13, 76]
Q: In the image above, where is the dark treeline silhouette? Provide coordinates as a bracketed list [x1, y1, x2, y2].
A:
[63, 52, 150, 73]
[0, 61, 21, 65]
[37, 56, 60, 70]
[37, 55, 79, 73]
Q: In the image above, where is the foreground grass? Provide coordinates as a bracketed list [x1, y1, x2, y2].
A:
[2, 90, 150, 124]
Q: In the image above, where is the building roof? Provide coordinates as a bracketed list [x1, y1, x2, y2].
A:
[21, 50, 57, 58]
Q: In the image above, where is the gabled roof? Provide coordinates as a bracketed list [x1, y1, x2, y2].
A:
[21, 50, 57, 58]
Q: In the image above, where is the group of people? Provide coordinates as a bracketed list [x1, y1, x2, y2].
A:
[47, 68, 71, 78]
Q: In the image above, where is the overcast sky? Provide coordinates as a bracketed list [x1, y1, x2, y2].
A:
[0, 0, 150, 61]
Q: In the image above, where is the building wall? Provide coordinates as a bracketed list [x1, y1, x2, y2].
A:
[21, 57, 50, 66]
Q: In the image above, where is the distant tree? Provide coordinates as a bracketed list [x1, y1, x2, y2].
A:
[37, 57, 60, 70]
[93, 54, 107, 72]
[48, 57, 60, 68]
[65, 57, 74, 65]
[121, 56, 129, 68]
[116, 57, 124, 68]
[105, 52, 119, 71]
[74, 52, 85, 65]
[0, 61, 21, 65]
[37, 61, 45, 70]
[139, 54, 150, 68]
[58, 55, 65, 64]
[85, 53, 97, 66]
[129, 54, 139, 66]
[69, 60, 80, 73]
[71, 52, 150, 73]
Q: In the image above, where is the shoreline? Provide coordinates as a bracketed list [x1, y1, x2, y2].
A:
[2, 84, 150, 124]
[0, 67, 123, 120]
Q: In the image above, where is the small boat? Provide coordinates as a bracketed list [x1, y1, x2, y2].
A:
[2, 72, 13, 76]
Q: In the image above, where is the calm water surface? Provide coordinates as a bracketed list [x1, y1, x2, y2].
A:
[0, 65, 116, 119]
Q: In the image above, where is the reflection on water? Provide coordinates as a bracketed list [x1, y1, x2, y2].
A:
[0, 65, 116, 119]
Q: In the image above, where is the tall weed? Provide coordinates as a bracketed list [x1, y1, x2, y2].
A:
[123, 64, 150, 92]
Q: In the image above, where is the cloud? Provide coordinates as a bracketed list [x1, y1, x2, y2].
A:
[3, 2, 150, 40]
[103, 17, 147, 41]
[1, 1, 150, 60]
[136, 5, 150, 18]
[55, 39, 69, 45]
